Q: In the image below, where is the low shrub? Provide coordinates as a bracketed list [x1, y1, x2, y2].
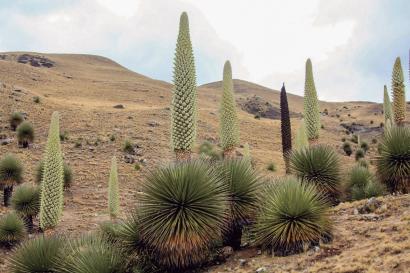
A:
[266, 162, 276, 172]
[360, 141, 369, 152]
[10, 112, 24, 131]
[342, 142, 352, 156]
[123, 139, 134, 154]
[16, 121, 35, 148]
[347, 166, 384, 200]
[11, 184, 40, 232]
[33, 96, 41, 103]
[0, 154, 23, 207]
[355, 148, 365, 161]
[0, 212, 26, 246]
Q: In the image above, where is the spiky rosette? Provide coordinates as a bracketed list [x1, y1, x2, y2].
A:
[375, 126, 410, 193]
[254, 177, 331, 256]
[289, 145, 341, 204]
[303, 59, 320, 142]
[171, 12, 197, 160]
[220, 60, 240, 156]
[391, 57, 406, 126]
[138, 160, 227, 270]
[39, 111, 64, 231]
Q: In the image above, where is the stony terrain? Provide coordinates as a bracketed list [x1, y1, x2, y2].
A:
[0, 52, 409, 272]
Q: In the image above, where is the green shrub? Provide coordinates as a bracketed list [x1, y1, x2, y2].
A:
[0, 212, 26, 246]
[254, 177, 331, 256]
[342, 142, 352, 156]
[341, 137, 346, 142]
[0, 154, 23, 207]
[290, 145, 341, 204]
[10, 112, 24, 131]
[11, 184, 40, 232]
[58, 235, 126, 273]
[33, 96, 40, 103]
[35, 161, 73, 189]
[375, 126, 410, 193]
[360, 141, 369, 152]
[123, 139, 134, 154]
[198, 141, 222, 161]
[9, 235, 65, 272]
[138, 160, 227, 270]
[350, 134, 358, 143]
[16, 121, 35, 148]
[109, 134, 116, 142]
[134, 163, 141, 171]
[217, 159, 260, 249]
[347, 166, 384, 200]
[59, 130, 69, 141]
[355, 148, 365, 161]
[74, 140, 82, 148]
[266, 162, 276, 172]
[357, 158, 369, 169]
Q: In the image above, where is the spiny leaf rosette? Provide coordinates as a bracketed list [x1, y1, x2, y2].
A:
[11, 184, 40, 232]
[375, 126, 410, 193]
[171, 12, 198, 161]
[0, 154, 23, 207]
[280, 83, 292, 172]
[347, 166, 384, 201]
[0, 212, 26, 246]
[383, 85, 393, 123]
[220, 60, 240, 158]
[391, 57, 406, 126]
[108, 156, 120, 219]
[254, 177, 331, 256]
[217, 159, 260, 249]
[303, 59, 320, 143]
[289, 145, 341, 204]
[57, 234, 126, 273]
[39, 112, 64, 231]
[9, 235, 65, 273]
[138, 160, 227, 270]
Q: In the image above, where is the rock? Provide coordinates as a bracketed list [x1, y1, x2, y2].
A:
[314, 246, 320, 252]
[239, 259, 247, 267]
[113, 104, 125, 109]
[222, 246, 233, 258]
[256, 267, 266, 273]
[353, 208, 359, 215]
[360, 213, 383, 221]
[358, 197, 382, 214]
[124, 154, 135, 164]
[148, 121, 159, 127]
[0, 138, 13, 145]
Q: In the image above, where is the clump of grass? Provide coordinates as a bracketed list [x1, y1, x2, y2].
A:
[347, 166, 384, 200]
[0, 212, 26, 247]
[0, 154, 23, 207]
[10, 112, 24, 131]
[254, 177, 331, 256]
[123, 139, 134, 154]
[198, 141, 222, 161]
[342, 142, 352, 156]
[134, 163, 141, 171]
[33, 96, 40, 103]
[350, 134, 358, 144]
[16, 121, 35, 148]
[266, 162, 276, 172]
[9, 235, 65, 272]
[355, 148, 365, 161]
[357, 158, 369, 169]
[360, 141, 369, 152]
[74, 139, 82, 148]
[110, 134, 116, 142]
[59, 130, 69, 141]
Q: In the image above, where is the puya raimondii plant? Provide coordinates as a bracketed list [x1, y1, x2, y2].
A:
[108, 156, 120, 220]
[220, 60, 240, 158]
[280, 83, 292, 172]
[171, 12, 198, 161]
[391, 57, 406, 126]
[303, 59, 320, 144]
[39, 112, 64, 232]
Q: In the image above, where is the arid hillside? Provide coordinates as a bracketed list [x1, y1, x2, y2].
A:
[0, 52, 409, 272]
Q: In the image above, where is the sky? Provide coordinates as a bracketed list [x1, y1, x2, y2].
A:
[0, 0, 409, 102]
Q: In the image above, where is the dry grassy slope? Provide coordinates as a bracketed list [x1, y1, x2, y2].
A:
[0, 52, 408, 272]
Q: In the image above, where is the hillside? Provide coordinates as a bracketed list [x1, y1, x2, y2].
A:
[0, 52, 408, 272]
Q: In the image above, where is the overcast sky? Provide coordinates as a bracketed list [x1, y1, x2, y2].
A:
[0, 0, 409, 102]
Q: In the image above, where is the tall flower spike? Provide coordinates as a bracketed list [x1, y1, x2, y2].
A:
[391, 57, 406, 126]
[171, 12, 198, 161]
[280, 83, 292, 173]
[295, 119, 309, 151]
[220, 60, 239, 158]
[39, 112, 64, 231]
[108, 156, 119, 219]
[383, 85, 393, 123]
[303, 59, 320, 143]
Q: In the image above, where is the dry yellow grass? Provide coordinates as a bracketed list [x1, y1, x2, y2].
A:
[0, 52, 408, 272]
